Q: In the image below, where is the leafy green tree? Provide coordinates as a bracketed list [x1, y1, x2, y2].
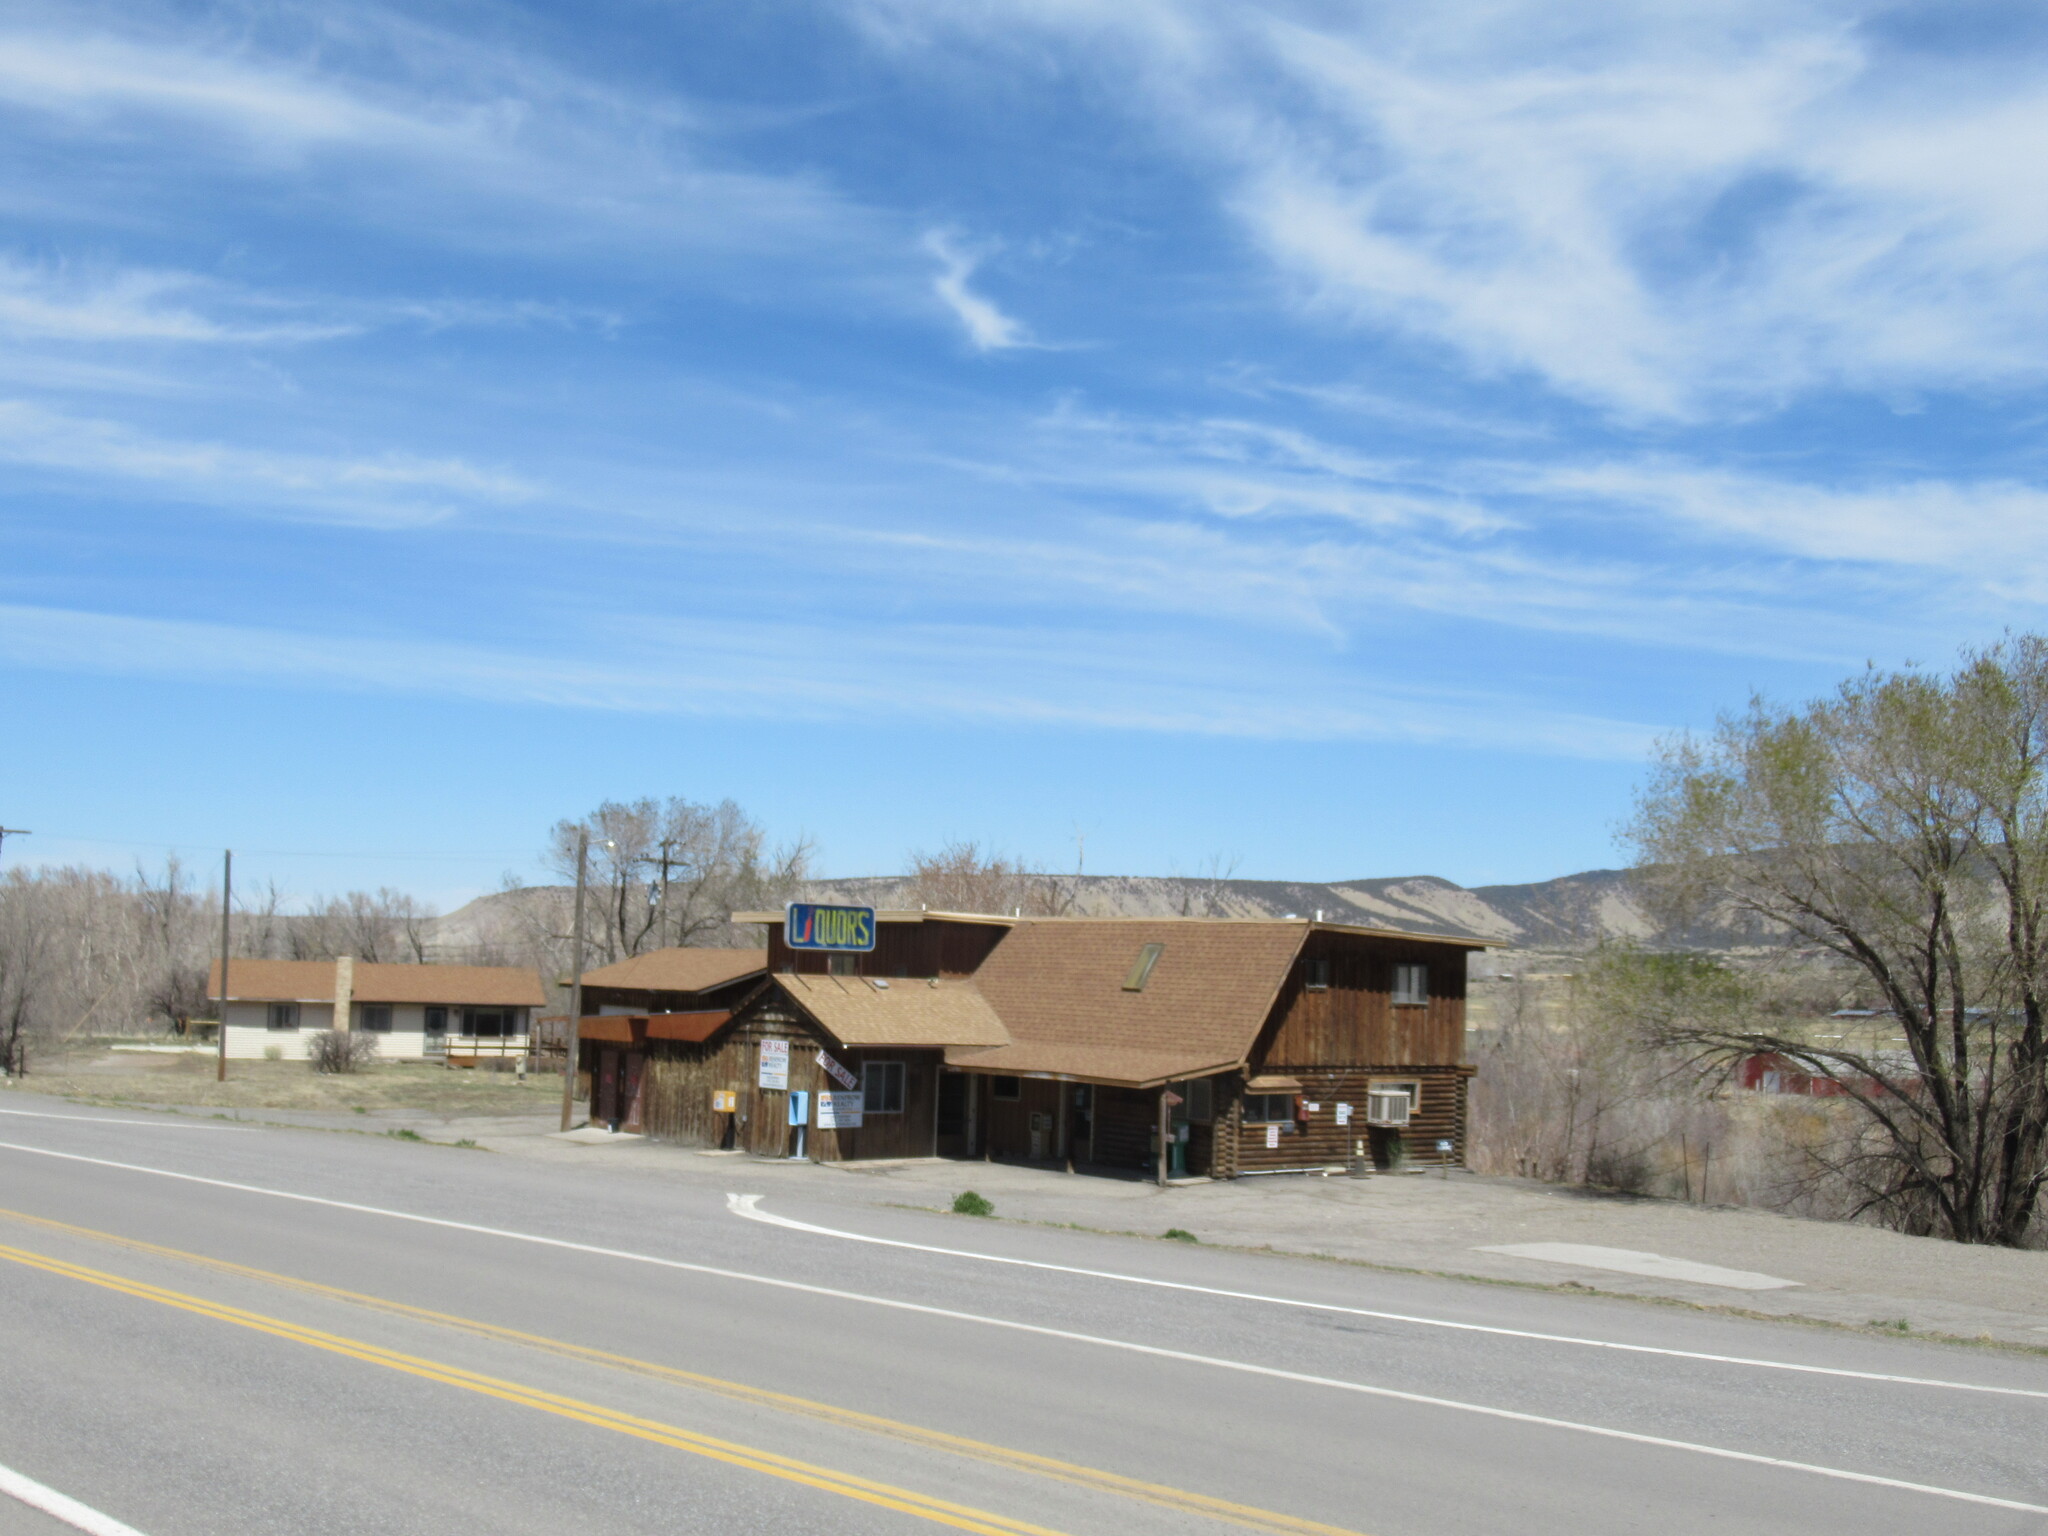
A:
[1630, 638, 2048, 1246]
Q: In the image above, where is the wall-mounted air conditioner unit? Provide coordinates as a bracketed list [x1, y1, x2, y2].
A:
[1365, 1088, 1412, 1127]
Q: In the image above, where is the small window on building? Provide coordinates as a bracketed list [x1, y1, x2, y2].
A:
[1184, 1078, 1214, 1124]
[1123, 943, 1165, 991]
[358, 1004, 393, 1033]
[991, 1075, 1022, 1101]
[469, 1008, 510, 1038]
[828, 954, 857, 977]
[862, 1060, 905, 1114]
[267, 1002, 300, 1032]
[1392, 963, 1428, 1005]
[1303, 957, 1331, 991]
[424, 1006, 448, 1035]
[1242, 1093, 1295, 1124]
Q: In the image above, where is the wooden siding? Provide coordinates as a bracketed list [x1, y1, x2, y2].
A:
[1091, 1087, 1157, 1168]
[767, 918, 1009, 980]
[636, 998, 942, 1161]
[1254, 931, 1468, 1069]
[1225, 1065, 1473, 1172]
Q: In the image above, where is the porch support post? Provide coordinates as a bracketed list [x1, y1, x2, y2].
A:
[1156, 1087, 1170, 1187]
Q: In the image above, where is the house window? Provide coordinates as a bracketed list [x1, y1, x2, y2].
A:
[1392, 963, 1428, 1005]
[1303, 957, 1331, 991]
[863, 1061, 906, 1114]
[1123, 943, 1165, 991]
[469, 1009, 510, 1037]
[1242, 1093, 1295, 1124]
[267, 1002, 300, 1032]
[358, 1004, 393, 1033]
[991, 1075, 1021, 1101]
[1183, 1078, 1214, 1124]
[828, 954, 857, 977]
[424, 1006, 448, 1036]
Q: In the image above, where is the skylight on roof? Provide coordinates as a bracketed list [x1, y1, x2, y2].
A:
[1123, 942, 1164, 992]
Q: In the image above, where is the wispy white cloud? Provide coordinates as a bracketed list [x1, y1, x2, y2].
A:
[0, 400, 538, 526]
[923, 229, 1033, 350]
[0, 12, 875, 271]
[0, 256, 354, 344]
[0, 600, 1664, 757]
[862, 0, 2048, 418]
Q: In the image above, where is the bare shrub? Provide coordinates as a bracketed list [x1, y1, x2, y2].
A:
[306, 1030, 379, 1074]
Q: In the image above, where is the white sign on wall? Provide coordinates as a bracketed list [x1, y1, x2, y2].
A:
[817, 1091, 865, 1130]
[1335, 1103, 1352, 1126]
[757, 1039, 789, 1090]
[1265, 1123, 1280, 1149]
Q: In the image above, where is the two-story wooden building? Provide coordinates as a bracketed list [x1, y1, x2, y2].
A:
[568, 910, 1483, 1175]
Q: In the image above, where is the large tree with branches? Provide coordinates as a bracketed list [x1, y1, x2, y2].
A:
[1630, 638, 2048, 1246]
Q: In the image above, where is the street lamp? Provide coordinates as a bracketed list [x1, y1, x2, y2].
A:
[558, 830, 613, 1131]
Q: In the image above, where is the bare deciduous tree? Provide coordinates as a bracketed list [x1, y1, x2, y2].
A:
[1630, 637, 2048, 1246]
[541, 797, 812, 963]
[904, 841, 1032, 915]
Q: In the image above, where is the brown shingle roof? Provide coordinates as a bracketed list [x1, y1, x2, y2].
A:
[579, 948, 767, 994]
[776, 974, 1009, 1048]
[943, 1041, 1243, 1088]
[208, 959, 546, 1008]
[949, 920, 1309, 1086]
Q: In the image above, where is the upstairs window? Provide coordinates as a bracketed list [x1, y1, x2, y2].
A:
[828, 953, 858, 977]
[267, 1002, 299, 1032]
[1123, 943, 1165, 991]
[1303, 957, 1331, 991]
[991, 1075, 1022, 1101]
[1392, 963, 1428, 1006]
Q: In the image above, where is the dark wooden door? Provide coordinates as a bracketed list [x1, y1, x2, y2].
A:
[935, 1071, 968, 1158]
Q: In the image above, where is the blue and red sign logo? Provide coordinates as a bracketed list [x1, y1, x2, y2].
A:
[784, 903, 876, 952]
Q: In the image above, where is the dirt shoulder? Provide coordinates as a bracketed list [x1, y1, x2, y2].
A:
[9, 1046, 560, 1119]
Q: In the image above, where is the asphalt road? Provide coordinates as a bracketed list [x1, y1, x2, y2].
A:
[1, 1095, 2044, 1536]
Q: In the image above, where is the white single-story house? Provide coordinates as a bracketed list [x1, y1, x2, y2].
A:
[206, 957, 548, 1062]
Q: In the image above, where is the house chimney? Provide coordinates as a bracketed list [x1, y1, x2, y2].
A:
[334, 955, 355, 1033]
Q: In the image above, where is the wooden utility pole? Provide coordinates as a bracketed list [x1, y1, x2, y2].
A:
[558, 828, 590, 1132]
[214, 849, 232, 1083]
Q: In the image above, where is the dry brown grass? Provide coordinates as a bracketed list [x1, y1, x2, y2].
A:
[12, 1047, 561, 1116]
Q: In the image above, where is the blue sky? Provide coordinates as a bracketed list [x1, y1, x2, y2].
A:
[6, 0, 2048, 906]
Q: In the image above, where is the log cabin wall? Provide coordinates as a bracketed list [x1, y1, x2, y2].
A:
[1225, 1064, 1473, 1171]
[767, 918, 1010, 980]
[1256, 931, 1468, 1068]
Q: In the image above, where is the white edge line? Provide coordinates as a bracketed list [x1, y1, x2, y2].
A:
[2, 1140, 2043, 1519]
[722, 1195, 2048, 1402]
[0, 1109, 246, 1132]
[0, 1461, 150, 1536]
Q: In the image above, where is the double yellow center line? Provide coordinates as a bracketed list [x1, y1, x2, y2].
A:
[0, 1210, 1365, 1536]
